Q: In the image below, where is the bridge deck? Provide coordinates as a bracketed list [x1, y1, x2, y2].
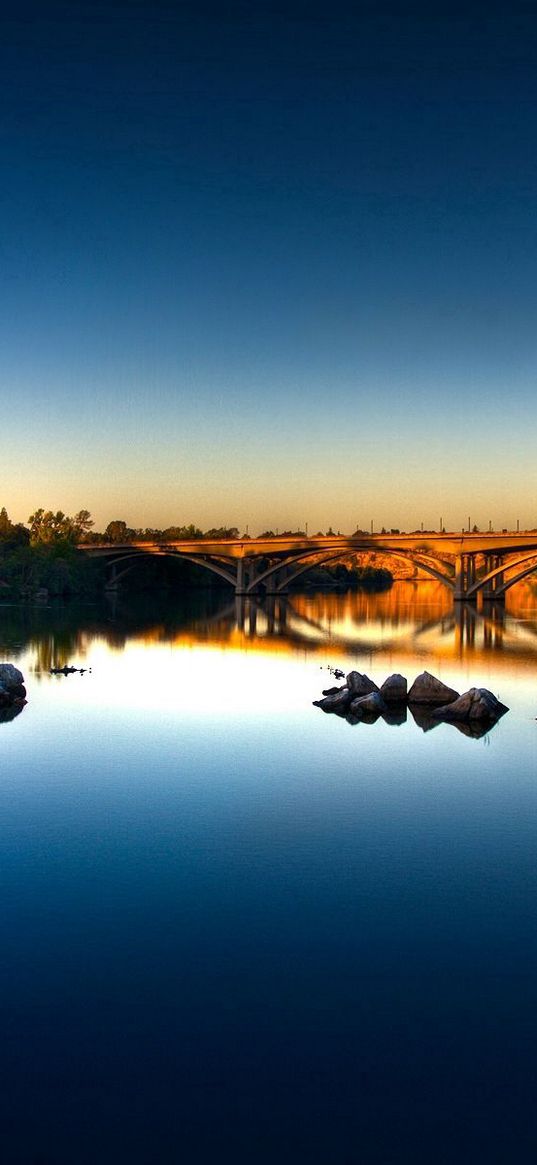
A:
[79, 533, 537, 559]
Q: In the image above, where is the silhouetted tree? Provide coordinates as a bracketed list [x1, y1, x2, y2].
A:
[204, 527, 240, 539]
[0, 508, 29, 548]
[104, 520, 137, 543]
[71, 510, 94, 540]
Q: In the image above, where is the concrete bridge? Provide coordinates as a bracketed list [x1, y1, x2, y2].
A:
[79, 532, 537, 603]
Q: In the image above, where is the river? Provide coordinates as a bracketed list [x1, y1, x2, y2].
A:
[1, 581, 537, 1163]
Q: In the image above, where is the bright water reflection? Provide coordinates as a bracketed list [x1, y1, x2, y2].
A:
[1, 582, 537, 1163]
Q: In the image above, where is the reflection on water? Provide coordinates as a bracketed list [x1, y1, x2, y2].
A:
[2, 580, 537, 1162]
[2, 580, 537, 676]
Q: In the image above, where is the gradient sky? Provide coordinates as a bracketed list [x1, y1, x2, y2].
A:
[2, 0, 537, 533]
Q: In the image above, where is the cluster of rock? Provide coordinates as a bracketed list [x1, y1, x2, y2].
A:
[0, 663, 27, 723]
[313, 670, 508, 738]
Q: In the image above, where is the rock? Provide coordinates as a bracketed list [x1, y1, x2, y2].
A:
[349, 691, 387, 720]
[0, 685, 12, 707]
[0, 663, 24, 692]
[407, 671, 459, 706]
[0, 665, 27, 715]
[322, 686, 342, 696]
[313, 687, 352, 712]
[433, 687, 509, 724]
[345, 712, 362, 726]
[380, 673, 407, 703]
[346, 671, 379, 697]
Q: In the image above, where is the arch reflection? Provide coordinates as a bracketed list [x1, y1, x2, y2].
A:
[2, 581, 537, 677]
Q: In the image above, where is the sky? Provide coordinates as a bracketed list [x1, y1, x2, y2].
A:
[1, 0, 537, 533]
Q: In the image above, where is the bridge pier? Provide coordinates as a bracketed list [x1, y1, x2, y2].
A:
[235, 558, 265, 595]
[454, 553, 478, 601]
[482, 554, 506, 602]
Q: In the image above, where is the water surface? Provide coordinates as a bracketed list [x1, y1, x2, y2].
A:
[1, 583, 536, 1163]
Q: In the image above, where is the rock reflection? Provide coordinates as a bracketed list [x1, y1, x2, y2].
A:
[0, 701, 25, 725]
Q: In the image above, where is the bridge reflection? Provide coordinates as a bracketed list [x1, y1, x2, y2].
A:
[181, 581, 537, 664]
[5, 580, 537, 677]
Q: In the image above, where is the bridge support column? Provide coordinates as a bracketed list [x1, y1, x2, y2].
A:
[235, 558, 269, 595]
[267, 565, 289, 595]
[482, 554, 506, 602]
[235, 560, 246, 595]
[454, 554, 477, 601]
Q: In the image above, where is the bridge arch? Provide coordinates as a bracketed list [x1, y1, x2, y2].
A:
[101, 548, 238, 590]
[246, 545, 455, 594]
[466, 551, 537, 598]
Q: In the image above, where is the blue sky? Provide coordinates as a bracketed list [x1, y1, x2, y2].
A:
[2, 1, 537, 532]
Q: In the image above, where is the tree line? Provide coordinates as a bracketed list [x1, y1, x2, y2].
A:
[0, 507, 394, 600]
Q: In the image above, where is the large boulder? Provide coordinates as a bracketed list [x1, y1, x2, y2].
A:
[349, 691, 387, 721]
[0, 685, 12, 707]
[313, 687, 352, 713]
[0, 664, 26, 709]
[407, 671, 459, 707]
[0, 663, 24, 692]
[434, 688, 509, 725]
[346, 671, 379, 697]
[380, 673, 407, 704]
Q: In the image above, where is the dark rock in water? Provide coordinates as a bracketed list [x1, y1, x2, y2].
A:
[349, 691, 387, 721]
[408, 671, 459, 706]
[380, 673, 407, 704]
[0, 663, 24, 692]
[313, 687, 352, 712]
[0, 685, 12, 708]
[346, 671, 380, 697]
[0, 664, 27, 718]
[382, 704, 407, 727]
[9, 683, 26, 700]
[322, 685, 342, 696]
[433, 687, 509, 725]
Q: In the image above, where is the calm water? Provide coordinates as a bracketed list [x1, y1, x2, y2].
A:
[1, 582, 537, 1163]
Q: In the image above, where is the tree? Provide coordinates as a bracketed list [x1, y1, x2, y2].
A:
[28, 509, 74, 544]
[104, 520, 134, 543]
[0, 507, 12, 537]
[0, 508, 29, 547]
[204, 527, 240, 539]
[71, 510, 94, 540]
